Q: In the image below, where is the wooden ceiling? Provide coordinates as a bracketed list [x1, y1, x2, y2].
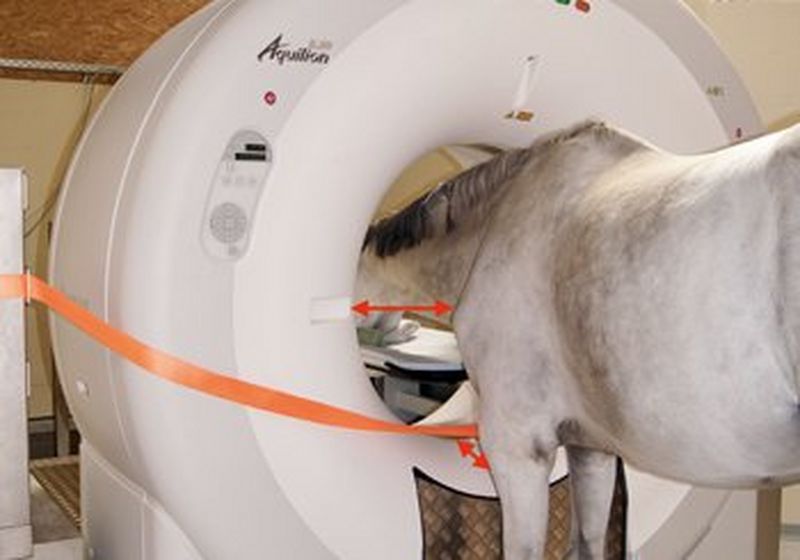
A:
[0, 0, 210, 82]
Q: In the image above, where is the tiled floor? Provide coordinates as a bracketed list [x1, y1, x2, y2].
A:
[22, 474, 800, 560]
[30, 474, 81, 559]
[30, 477, 78, 544]
[21, 523, 800, 559]
[30, 456, 80, 530]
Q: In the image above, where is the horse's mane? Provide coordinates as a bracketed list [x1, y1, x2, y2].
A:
[363, 120, 615, 258]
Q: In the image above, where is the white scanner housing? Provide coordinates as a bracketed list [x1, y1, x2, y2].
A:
[50, 1, 762, 558]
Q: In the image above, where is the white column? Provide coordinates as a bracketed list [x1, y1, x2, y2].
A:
[0, 169, 32, 560]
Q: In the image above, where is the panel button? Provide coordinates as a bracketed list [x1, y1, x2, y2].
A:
[209, 202, 248, 244]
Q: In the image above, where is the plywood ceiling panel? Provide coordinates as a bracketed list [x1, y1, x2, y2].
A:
[0, 0, 210, 82]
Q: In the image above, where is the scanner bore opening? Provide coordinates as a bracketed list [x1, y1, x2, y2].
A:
[356, 143, 501, 424]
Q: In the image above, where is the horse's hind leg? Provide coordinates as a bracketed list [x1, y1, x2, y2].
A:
[565, 446, 617, 560]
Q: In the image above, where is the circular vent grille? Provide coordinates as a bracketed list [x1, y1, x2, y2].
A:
[209, 202, 248, 244]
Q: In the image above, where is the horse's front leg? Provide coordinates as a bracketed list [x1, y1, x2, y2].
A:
[481, 410, 557, 560]
[565, 446, 617, 560]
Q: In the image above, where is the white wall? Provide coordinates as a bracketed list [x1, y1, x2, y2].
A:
[685, 0, 800, 129]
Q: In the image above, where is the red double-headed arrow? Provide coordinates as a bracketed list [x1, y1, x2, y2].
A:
[351, 299, 453, 317]
[457, 439, 490, 470]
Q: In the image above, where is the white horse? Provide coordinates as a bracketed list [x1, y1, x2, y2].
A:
[356, 121, 800, 560]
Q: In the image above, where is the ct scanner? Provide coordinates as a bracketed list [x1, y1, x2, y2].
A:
[47, 0, 769, 558]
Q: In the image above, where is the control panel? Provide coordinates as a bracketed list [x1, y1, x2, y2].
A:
[201, 130, 272, 260]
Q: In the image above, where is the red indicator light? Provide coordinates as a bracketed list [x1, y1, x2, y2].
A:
[264, 91, 278, 106]
[576, 0, 591, 13]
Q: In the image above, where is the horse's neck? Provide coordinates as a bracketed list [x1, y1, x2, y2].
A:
[355, 225, 483, 306]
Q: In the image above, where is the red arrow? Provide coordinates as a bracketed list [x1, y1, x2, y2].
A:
[472, 453, 490, 470]
[456, 439, 491, 471]
[457, 440, 475, 457]
[351, 299, 453, 317]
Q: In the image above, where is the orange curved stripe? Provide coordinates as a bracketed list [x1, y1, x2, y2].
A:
[0, 274, 478, 440]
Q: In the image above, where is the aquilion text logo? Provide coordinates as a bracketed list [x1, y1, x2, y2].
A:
[257, 34, 331, 65]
